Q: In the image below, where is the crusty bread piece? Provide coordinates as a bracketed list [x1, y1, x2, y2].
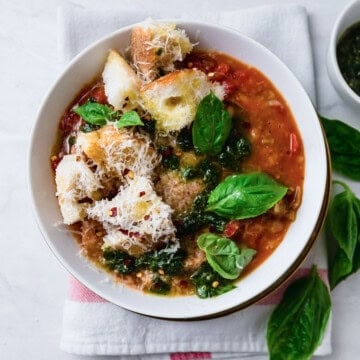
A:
[87, 176, 176, 255]
[102, 49, 141, 110]
[76, 125, 158, 178]
[55, 154, 102, 225]
[140, 69, 224, 132]
[131, 22, 193, 82]
[131, 27, 157, 82]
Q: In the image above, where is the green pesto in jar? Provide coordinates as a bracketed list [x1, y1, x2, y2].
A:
[337, 21, 360, 96]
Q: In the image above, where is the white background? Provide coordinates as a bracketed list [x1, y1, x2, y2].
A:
[1, 0, 359, 359]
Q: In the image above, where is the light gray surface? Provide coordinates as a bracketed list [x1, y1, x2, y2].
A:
[0, 0, 359, 359]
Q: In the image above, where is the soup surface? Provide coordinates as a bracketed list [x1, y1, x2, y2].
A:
[51, 23, 304, 298]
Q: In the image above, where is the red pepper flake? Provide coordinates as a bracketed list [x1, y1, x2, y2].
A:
[108, 207, 117, 217]
[124, 258, 132, 266]
[139, 191, 146, 197]
[123, 168, 130, 176]
[161, 146, 172, 158]
[129, 231, 140, 238]
[223, 220, 241, 238]
[144, 215, 150, 220]
[289, 132, 299, 155]
[119, 229, 129, 235]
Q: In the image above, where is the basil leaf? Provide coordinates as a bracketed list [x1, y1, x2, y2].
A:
[328, 182, 358, 260]
[197, 233, 256, 280]
[192, 92, 231, 155]
[116, 111, 144, 128]
[326, 180, 360, 289]
[74, 101, 116, 126]
[267, 265, 331, 360]
[320, 115, 360, 180]
[206, 172, 288, 219]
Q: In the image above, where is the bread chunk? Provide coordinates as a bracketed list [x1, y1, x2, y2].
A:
[140, 69, 223, 132]
[76, 125, 158, 179]
[131, 22, 193, 82]
[102, 49, 141, 110]
[55, 154, 102, 224]
[87, 176, 176, 255]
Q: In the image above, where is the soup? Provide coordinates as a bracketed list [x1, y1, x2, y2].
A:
[51, 23, 304, 298]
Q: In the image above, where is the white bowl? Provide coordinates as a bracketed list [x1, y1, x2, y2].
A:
[29, 20, 330, 319]
[327, 0, 360, 107]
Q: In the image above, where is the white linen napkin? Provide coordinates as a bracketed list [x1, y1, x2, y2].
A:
[58, 4, 330, 358]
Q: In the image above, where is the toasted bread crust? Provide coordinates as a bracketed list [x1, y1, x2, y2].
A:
[131, 27, 157, 82]
[140, 69, 189, 92]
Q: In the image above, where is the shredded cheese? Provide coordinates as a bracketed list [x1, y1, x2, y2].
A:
[76, 125, 159, 180]
[87, 176, 177, 254]
[131, 21, 194, 82]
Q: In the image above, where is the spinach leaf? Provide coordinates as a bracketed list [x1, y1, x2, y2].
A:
[116, 110, 144, 128]
[136, 247, 186, 276]
[197, 233, 256, 279]
[102, 248, 136, 274]
[326, 180, 360, 289]
[150, 274, 171, 295]
[267, 265, 331, 360]
[177, 127, 194, 151]
[218, 136, 251, 170]
[206, 172, 288, 219]
[320, 115, 360, 180]
[80, 123, 101, 133]
[192, 92, 231, 155]
[190, 262, 235, 298]
[74, 101, 117, 125]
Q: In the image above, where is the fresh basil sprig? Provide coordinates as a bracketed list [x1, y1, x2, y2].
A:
[206, 172, 288, 219]
[326, 180, 360, 289]
[74, 101, 144, 129]
[197, 233, 256, 279]
[74, 101, 119, 125]
[320, 115, 360, 180]
[267, 265, 331, 360]
[192, 92, 231, 155]
[116, 111, 144, 128]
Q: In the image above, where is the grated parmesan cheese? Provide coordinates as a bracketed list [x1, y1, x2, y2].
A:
[131, 21, 194, 82]
[87, 176, 177, 255]
[76, 125, 159, 180]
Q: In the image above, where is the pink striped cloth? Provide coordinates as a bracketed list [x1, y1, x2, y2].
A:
[58, 4, 331, 357]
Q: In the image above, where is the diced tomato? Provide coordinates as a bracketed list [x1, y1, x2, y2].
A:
[289, 132, 299, 155]
[184, 53, 217, 73]
[50, 155, 62, 171]
[179, 280, 189, 289]
[222, 79, 238, 98]
[60, 111, 81, 136]
[89, 85, 107, 104]
[223, 220, 241, 238]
